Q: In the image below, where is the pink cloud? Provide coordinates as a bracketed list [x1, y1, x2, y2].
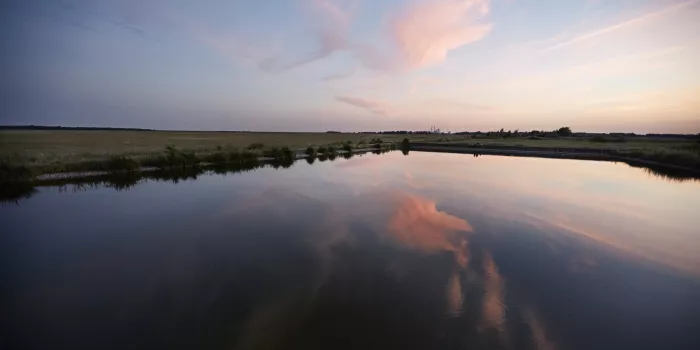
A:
[276, 0, 493, 74]
[335, 96, 392, 115]
[390, 0, 492, 69]
[387, 193, 472, 267]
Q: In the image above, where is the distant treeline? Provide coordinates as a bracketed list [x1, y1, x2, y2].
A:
[0, 125, 155, 131]
[369, 128, 699, 139]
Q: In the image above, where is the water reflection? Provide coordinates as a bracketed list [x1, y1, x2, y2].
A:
[480, 252, 505, 332]
[387, 193, 471, 267]
[3, 152, 700, 350]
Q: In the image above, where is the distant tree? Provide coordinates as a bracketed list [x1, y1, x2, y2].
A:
[557, 127, 572, 137]
[506, 130, 512, 138]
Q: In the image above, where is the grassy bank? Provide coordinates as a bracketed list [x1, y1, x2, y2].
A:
[0, 130, 432, 166]
[411, 137, 700, 172]
[2, 130, 698, 182]
[0, 145, 394, 203]
[0, 130, 410, 181]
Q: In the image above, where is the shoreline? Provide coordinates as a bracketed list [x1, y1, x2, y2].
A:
[410, 145, 700, 174]
[30, 148, 383, 182]
[3, 140, 699, 185]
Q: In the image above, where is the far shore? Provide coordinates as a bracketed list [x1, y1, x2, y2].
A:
[410, 143, 700, 174]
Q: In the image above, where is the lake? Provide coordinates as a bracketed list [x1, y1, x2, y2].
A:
[3, 151, 700, 350]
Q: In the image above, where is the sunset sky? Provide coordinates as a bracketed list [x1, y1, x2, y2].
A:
[2, 0, 699, 133]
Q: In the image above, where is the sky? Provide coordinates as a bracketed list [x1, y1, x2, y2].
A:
[1, 0, 699, 133]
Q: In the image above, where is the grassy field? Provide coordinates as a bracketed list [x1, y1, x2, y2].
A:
[436, 135, 694, 150]
[420, 135, 700, 171]
[1, 130, 698, 180]
[0, 130, 435, 165]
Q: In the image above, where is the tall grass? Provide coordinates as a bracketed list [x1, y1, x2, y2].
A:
[0, 144, 266, 183]
[263, 146, 295, 162]
[0, 158, 34, 183]
[614, 148, 700, 170]
[247, 142, 265, 150]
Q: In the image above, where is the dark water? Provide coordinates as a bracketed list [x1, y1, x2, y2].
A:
[3, 152, 700, 350]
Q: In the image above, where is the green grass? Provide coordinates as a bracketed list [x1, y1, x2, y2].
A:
[0, 130, 434, 166]
[1, 161, 267, 203]
[615, 148, 700, 169]
[438, 135, 694, 151]
[0, 130, 435, 178]
[419, 136, 700, 171]
[2, 130, 697, 179]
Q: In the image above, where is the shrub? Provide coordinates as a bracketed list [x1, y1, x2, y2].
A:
[202, 152, 227, 164]
[342, 143, 353, 153]
[247, 142, 265, 150]
[317, 146, 328, 154]
[227, 150, 241, 161]
[241, 151, 258, 161]
[105, 155, 139, 172]
[263, 146, 295, 162]
[280, 146, 294, 161]
[0, 159, 34, 183]
[327, 146, 337, 155]
[163, 145, 199, 168]
[305, 146, 316, 156]
[263, 147, 280, 158]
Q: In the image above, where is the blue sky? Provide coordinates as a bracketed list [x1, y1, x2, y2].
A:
[2, 0, 699, 132]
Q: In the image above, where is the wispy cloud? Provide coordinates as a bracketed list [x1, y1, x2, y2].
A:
[262, 0, 492, 74]
[320, 69, 355, 82]
[57, 0, 147, 37]
[262, 0, 353, 71]
[335, 96, 392, 115]
[542, 0, 699, 52]
[424, 97, 493, 112]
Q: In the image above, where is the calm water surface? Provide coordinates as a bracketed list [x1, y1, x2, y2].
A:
[3, 152, 700, 350]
